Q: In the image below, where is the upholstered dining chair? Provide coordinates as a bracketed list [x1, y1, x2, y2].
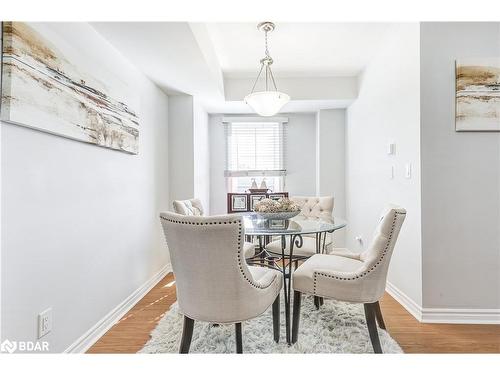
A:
[173, 198, 256, 259]
[172, 198, 204, 216]
[265, 196, 334, 309]
[159, 212, 282, 353]
[265, 196, 335, 257]
[291, 205, 406, 353]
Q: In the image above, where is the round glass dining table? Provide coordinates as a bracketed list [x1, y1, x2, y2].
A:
[241, 213, 347, 344]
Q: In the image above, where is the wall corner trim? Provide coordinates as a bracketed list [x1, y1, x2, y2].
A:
[64, 263, 173, 353]
[421, 308, 500, 325]
[386, 281, 423, 322]
[386, 282, 500, 325]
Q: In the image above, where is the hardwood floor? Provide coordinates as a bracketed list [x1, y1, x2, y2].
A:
[88, 273, 500, 353]
[379, 293, 500, 353]
[87, 273, 177, 354]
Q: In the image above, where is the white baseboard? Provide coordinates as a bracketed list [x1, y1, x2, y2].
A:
[421, 308, 500, 324]
[65, 263, 173, 353]
[385, 281, 423, 321]
[386, 281, 500, 324]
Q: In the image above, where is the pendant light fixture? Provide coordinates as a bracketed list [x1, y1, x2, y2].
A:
[244, 22, 290, 117]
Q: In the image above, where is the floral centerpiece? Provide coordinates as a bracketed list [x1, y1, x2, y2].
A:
[253, 198, 301, 220]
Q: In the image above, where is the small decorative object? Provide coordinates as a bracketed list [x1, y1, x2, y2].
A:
[1, 22, 140, 153]
[254, 198, 300, 220]
[456, 58, 500, 131]
[248, 178, 268, 193]
[250, 178, 258, 189]
[230, 194, 248, 212]
[260, 178, 268, 190]
[268, 219, 287, 230]
[245, 22, 290, 116]
[250, 194, 266, 210]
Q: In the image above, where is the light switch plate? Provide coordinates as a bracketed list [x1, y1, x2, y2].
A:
[405, 163, 412, 179]
[387, 143, 395, 155]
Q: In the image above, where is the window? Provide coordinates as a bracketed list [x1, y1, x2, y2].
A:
[224, 118, 287, 193]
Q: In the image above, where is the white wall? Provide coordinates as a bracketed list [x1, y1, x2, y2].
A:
[420, 22, 500, 310]
[208, 113, 318, 214]
[316, 109, 346, 246]
[193, 101, 210, 213]
[285, 113, 317, 197]
[224, 76, 358, 101]
[168, 95, 194, 204]
[208, 114, 227, 215]
[0, 24, 170, 352]
[168, 95, 210, 211]
[346, 23, 422, 306]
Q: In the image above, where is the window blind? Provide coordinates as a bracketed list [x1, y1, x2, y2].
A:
[224, 121, 287, 177]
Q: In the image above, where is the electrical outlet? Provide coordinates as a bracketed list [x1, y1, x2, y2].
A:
[38, 308, 52, 338]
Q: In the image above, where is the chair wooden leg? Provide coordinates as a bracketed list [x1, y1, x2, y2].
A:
[292, 291, 302, 344]
[235, 322, 243, 353]
[373, 301, 386, 330]
[314, 296, 320, 309]
[319, 297, 324, 306]
[272, 294, 280, 343]
[364, 303, 382, 353]
[179, 316, 194, 354]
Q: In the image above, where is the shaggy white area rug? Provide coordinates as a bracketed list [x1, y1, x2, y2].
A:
[140, 296, 403, 354]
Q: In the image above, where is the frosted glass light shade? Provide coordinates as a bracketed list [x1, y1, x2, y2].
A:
[244, 91, 290, 117]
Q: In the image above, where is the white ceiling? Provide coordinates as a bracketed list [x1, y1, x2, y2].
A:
[91, 22, 224, 99]
[92, 22, 395, 113]
[206, 23, 393, 78]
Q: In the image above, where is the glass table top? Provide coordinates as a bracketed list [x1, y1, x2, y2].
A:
[242, 213, 346, 236]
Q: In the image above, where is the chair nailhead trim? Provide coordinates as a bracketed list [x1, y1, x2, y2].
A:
[313, 211, 405, 294]
[159, 215, 274, 290]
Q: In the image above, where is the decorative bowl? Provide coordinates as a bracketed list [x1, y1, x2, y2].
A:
[254, 210, 301, 220]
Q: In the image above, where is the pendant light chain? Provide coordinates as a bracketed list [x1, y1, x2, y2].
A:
[265, 28, 269, 58]
[265, 28, 269, 90]
[250, 23, 279, 94]
[264, 27, 273, 91]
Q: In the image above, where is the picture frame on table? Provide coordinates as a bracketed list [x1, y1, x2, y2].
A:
[268, 193, 287, 201]
[269, 219, 287, 229]
[250, 194, 266, 210]
[230, 194, 248, 212]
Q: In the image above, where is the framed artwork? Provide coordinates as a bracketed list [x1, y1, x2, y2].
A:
[1, 22, 140, 153]
[228, 194, 248, 213]
[249, 194, 266, 210]
[268, 193, 287, 201]
[455, 58, 500, 131]
[226, 192, 288, 213]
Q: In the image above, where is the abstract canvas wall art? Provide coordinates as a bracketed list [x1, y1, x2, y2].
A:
[1, 22, 140, 153]
[456, 58, 500, 131]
